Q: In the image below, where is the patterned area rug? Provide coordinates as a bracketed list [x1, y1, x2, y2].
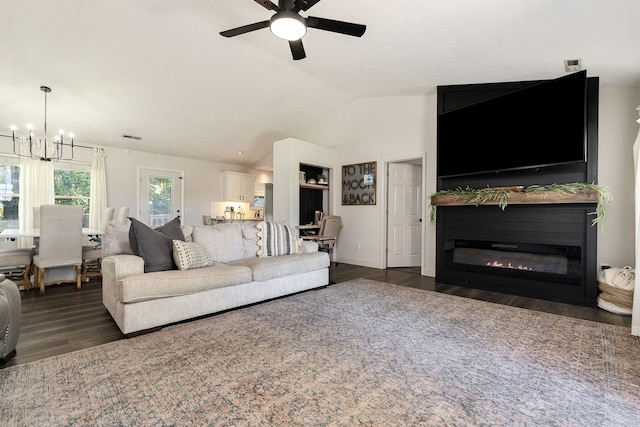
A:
[1, 279, 639, 426]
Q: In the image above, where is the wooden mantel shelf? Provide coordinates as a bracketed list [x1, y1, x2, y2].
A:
[430, 189, 599, 207]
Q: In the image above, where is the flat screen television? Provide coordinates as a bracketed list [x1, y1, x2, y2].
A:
[437, 70, 587, 178]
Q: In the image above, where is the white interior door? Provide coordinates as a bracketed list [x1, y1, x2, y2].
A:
[139, 168, 183, 226]
[387, 162, 422, 267]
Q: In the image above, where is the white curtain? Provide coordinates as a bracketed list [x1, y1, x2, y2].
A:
[17, 137, 54, 248]
[88, 147, 107, 229]
[632, 107, 640, 336]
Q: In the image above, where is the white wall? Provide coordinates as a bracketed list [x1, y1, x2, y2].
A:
[294, 95, 437, 272]
[596, 87, 640, 268]
[102, 147, 268, 226]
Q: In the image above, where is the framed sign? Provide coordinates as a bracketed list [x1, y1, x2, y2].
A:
[342, 161, 376, 205]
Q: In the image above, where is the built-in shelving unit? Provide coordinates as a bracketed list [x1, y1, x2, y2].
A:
[299, 164, 331, 225]
[300, 183, 330, 191]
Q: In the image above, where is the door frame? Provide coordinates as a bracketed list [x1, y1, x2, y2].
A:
[384, 155, 426, 273]
[137, 166, 185, 225]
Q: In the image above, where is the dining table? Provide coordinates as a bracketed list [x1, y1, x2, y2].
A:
[0, 228, 104, 240]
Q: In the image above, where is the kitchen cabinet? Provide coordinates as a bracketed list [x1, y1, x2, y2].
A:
[221, 171, 255, 202]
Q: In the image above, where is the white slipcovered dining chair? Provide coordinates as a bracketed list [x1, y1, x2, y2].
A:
[0, 249, 34, 290]
[0, 206, 37, 288]
[81, 207, 114, 282]
[32, 205, 84, 294]
[117, 207, 130, 223]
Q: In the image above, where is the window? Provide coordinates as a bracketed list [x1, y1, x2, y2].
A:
[54, 169, 91, 212]
[54, 162, 91, 225]
[0, 160, 20, 230]
[0, 157, 92, 230]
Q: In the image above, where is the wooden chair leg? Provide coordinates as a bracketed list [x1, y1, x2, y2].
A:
[23, 264, 32, 290]
[76, 264, 82, 290]
[81, 260, 88, 283]
[39, 267, 45, 295]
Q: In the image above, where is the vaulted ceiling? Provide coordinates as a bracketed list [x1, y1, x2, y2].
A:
[1, 1, 638, 167]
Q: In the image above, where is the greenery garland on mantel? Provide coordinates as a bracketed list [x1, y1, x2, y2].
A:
[429, 183, 613, 231]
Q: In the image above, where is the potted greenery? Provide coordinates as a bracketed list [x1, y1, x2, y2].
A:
[317, 174, 328, 184]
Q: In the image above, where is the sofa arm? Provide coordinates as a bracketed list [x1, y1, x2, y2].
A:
[0, 274, 21, 363]
[102, 255, 145, 315]
[300, 240, 319, 253]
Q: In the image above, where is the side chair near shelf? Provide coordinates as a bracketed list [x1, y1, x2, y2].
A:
[32, 205, 84, 295]
[81, 207, 115, 282]
[301, 215, 342, 266]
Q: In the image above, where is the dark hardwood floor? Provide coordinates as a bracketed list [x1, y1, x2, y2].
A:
[1, 264, 631, 369]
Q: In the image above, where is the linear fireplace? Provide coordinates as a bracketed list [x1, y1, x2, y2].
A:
[435, 204, 598, 306]
[447, 239, 582, 285]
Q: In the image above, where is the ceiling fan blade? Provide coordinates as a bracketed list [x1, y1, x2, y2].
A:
[289, 39, 306, 60]
[293, 0, 322, 12]
[220, 20, 270, 37]
[253, 0, 279, 11]
[306, 16, 366, 37]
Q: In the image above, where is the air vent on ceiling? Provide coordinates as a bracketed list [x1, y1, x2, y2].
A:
[564, 59, 582, 72]
[122, 134, 142, 141]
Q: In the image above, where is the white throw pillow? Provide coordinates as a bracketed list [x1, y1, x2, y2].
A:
[102, 220, 134, 257]
[172, 240, 214, 270]
[241, 221, 260, 258]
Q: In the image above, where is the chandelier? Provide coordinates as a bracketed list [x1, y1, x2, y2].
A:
[11, 85, 75, 162]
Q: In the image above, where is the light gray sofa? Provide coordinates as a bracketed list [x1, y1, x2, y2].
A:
[101, 220, 330, 335]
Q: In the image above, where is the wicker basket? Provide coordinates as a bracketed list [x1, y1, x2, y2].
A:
[598, 281, 634, 297]
[598, 281, 634, 309]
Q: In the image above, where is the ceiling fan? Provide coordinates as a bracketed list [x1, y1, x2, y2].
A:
[220, 0, 366, 60]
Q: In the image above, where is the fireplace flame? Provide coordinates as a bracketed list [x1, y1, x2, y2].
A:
[486, 260, 532, 271]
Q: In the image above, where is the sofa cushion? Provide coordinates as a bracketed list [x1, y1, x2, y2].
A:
[118, 264, 253, 303]
[173, 240, 214, 271]
[192, 223, 244, 263]
[229, 251, 329, 282]
[256, 222, 301, 257]
[128, 217, 185, 272]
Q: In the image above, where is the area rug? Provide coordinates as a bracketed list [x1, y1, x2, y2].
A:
[1, 279, 639, 426]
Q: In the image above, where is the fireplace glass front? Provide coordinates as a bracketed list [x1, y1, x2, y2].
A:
[445, 239, 582, 286]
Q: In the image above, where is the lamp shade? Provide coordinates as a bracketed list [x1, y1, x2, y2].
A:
[270, 11, 306, 41]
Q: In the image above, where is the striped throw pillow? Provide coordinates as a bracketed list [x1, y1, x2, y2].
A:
[257, 222, 301, 257]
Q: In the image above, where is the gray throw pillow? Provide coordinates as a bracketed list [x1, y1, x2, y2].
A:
[128, 217, 185, 272]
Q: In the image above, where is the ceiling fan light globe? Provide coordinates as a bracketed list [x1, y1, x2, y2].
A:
[270, 12, 306, 41]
